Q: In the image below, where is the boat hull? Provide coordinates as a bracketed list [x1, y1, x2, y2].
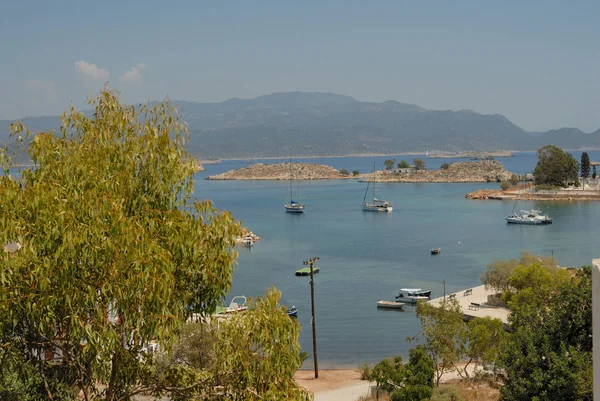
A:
[285, 204, 305, 213]
[377, 300, 405, 310]
[362, 204, 393, 212]
[395, 295, 429, 304]
[506, 217, 542, 225]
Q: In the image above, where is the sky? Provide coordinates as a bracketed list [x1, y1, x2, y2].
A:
[1, 0, 599, 132]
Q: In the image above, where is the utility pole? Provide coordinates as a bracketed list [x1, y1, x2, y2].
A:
[443, 280, 446, 302]
[303, 256, 320, 379]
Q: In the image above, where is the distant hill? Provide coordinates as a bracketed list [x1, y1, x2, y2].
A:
[2, 92, 600, 158]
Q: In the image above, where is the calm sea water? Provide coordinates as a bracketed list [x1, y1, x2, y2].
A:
[193, 151, 600, 369]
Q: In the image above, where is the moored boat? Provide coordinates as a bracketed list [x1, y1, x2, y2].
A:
[395, 288, 431, 303]
[377, 300, 405, 310]
[362, 162, 393, 212]
[431, 248, 441, 255]
[286, 306, 298, 317]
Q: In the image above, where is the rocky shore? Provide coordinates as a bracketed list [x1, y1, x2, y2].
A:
[362, 160, 515, 183]
[467, 188, 600, 201]
[206, 162, 354, 180]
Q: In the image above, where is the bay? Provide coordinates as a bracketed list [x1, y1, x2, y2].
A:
[194, 151, 600, 368]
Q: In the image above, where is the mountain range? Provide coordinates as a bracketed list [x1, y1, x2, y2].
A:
[2, 92, 599, 159]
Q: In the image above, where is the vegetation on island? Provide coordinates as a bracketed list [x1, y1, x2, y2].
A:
[398, 160, 411, 169]
[353, 169, 360, 176]
[413, 158, 426, 171]
[440, 163, 449, 170]
[533, 145, 579, 187]
[362, 251, 592, 401]
[0, 90, 310, 401]
[384, 159, 396, 170]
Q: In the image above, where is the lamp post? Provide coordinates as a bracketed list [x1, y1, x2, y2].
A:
[303, 256, 320, 379]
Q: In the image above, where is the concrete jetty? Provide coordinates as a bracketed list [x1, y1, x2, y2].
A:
[428, 284, 510, 324]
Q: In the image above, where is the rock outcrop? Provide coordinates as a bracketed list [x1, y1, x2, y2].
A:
[207, 162, 353, 180]
[364, 160, 515, 183]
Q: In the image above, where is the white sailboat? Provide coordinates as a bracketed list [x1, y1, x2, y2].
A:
[362, 162, 393, 212]
[285, 159, 305, 213]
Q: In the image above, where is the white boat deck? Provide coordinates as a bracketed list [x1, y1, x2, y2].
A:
[427, 284, 510, 324]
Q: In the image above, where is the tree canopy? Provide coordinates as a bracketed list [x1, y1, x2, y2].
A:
[0, 90, 245, 400]
[581, 151, 590, 179]
[398, 160, 410, 168]
[533, 145, 579, 187]
[413, 158, 426, 170]
[384, 159, 396, 170]
[500, 268, 592, 400]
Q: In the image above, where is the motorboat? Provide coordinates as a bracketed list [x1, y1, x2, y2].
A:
[396, 288, 431, 303]
[286, 306, 298, 318]
[431, 248, 441, 255]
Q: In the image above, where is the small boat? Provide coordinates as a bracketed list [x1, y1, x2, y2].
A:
[395, 288, 431, 303]
[362, 162, 393, 212]
[431, 248, 441, 255]
[295, 267, 320, 276]
[377, 300, 405, 310]
[244, 235, 254, 247]
[215, 296, 248, 314]
[286, 306, 298, 317]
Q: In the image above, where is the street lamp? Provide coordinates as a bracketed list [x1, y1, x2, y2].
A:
[303, 256, 320, 378]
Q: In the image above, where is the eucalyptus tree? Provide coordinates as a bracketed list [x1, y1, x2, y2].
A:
[0, 90, 242, 400]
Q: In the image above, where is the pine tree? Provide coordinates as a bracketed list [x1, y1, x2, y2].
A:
[580, 152, 590, 179]
[593, 166, 597, 179]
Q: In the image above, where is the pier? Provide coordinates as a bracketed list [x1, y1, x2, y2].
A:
[428, 284, 510, 324]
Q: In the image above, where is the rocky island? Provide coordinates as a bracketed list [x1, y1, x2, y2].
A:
[363, 160, 515, 183]
[206, 162, 354, 180]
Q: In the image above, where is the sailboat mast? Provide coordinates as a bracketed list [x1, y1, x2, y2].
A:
[372, 161, 376, 201]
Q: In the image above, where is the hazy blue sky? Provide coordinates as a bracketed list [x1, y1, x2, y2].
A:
[1, 0, 599, 131]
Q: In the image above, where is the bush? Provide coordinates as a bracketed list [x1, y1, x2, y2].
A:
[339, 169, 350, 176]
[352, 170, 360, 176]
[500, 181, 510, 190]
[534, 184, 562, 192]
[440, 163, 450, 170]
[398, 160, 410, 168]
[430, 386, 465, 401]
[509, 174, 520, 185]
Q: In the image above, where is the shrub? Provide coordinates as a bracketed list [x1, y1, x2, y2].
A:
[500, 181, 510, 190]
[339, 169, 350, 176]
[440, 163, 450, 170]
[398, 160, 410, 168]
[352, 170, 360, 176]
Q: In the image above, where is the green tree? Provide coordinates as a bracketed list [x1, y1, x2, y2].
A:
[533, 145, 579, 187]
[366, 346, 434, 401]
[500, 180, 510, 190]
[500, 268, 592, 400]
[440, 163, 450, 170]
[352, 169, 360, 176]
[593, 165, 597, 179]
[415, 299, 466, 385]
[339, 168, 350, 176]
[481, 257, 519, 294]
[384, 159, 396, 170]
[581, 151, 590, 179]
[466, 317, 505, 373]
[413, 158, 426, 170]
[398, 160, 410, 168]
[0, 90, 242, 400]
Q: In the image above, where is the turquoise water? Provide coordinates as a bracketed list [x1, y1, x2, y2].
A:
[194, 152, 600, 368]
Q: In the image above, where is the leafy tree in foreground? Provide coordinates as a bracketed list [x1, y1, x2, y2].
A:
[533, 145, 579, 187]
[155, 288, 311, 401]
[398, 160, 410, 168]
[367, 345, 434, 401]
[500, 268, 592, 400]
[384, 159, 396, 170]
[0, 90, 242, 400]
[413, 158, 426, 170]
[415, 298, 466, 385]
